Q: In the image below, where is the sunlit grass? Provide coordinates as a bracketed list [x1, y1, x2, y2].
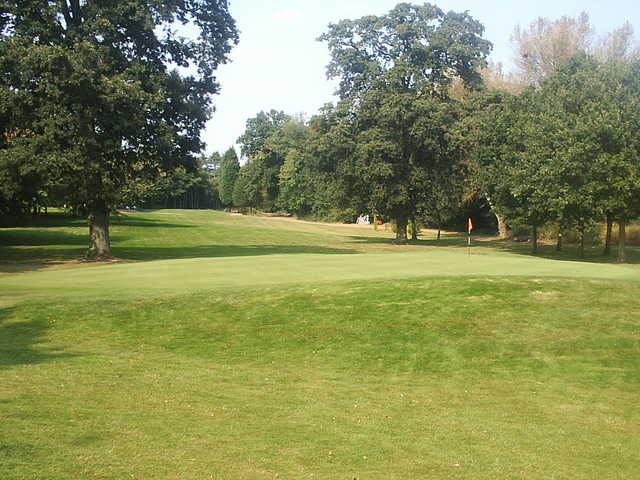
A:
[2, 278, 639, 479]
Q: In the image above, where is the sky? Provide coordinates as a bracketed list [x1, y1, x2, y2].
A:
[203, 0, 640, 156]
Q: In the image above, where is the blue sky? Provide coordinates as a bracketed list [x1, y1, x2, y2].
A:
[204, 0, 640, 156]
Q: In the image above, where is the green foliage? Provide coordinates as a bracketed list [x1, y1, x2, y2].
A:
[118, 154, 221, 210]
[319, 3, 491, 99]
[232, 156, 263, 209]
[237, 109, 291, 158]
[420, 166, 463, 231]
[204, 151, 222, 172]
[235, 110, 299, 210]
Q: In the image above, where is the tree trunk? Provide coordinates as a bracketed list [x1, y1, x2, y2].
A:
[495, 212, 509, 239]
[578, 222, 585, 258]
[393, 216, 408, 245]
[532, 224, 538, 255]
[603, 215, 613, 255]
[437, 227, 441, 241]
[87, 207, 112, 259]
[410, 216, 418, 241]
[617, 218, 627, 263]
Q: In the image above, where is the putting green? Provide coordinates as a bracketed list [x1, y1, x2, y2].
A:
[2, 249, 638, 301]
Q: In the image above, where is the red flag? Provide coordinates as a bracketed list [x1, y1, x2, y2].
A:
[467, 218, 473, 234]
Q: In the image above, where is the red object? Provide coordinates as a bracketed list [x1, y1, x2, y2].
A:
[376, 220, 383, 225]
[467, 218, 473, 233]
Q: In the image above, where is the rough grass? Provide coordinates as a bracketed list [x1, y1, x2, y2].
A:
[1, 210, 639, 479]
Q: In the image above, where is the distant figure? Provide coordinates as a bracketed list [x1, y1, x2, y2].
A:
[356, 214, 370, 225]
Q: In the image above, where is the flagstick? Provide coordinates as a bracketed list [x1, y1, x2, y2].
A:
[467, 217, 473, 258]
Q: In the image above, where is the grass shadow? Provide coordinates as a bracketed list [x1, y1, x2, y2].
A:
[1, 229, 95, 246]
[110, 214, 195, 229]
[474, 237, 640, 265]
[1, 210, 193, 230]
[348, 232, 466, 248]
[116, 244, 358, 261]
[0, 306, 79, 367]
[350, 232, 640, 265]
[0, 211, 86, 229]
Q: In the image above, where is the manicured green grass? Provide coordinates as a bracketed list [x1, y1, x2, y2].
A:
[2, 209, 638, 271]
[1, 210, 639, 479]
[2, 278, 639, 479]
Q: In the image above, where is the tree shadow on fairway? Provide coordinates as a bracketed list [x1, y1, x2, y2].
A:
[0, 213, 191, 272]
[0, 228, 129, 248]
[0, 307, 78, 367]
[115, 243, 358, 261]
[0, 229, 90, 246]
[349, 232, 640, 265]
[348, 232, 466, 248]
[480, 238, 640, 265]
[0, 211, 86, 229]
[110, 215, 195, 229]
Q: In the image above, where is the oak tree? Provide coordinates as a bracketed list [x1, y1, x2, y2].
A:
[319, 2, 491, 243]
[0, 0, 238, 257]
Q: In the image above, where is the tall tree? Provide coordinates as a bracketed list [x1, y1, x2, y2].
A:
[541, 55, 640, 261]
[217, 147, 240, 207]
[319, 2, 491, 243]
[302, 103, 364, 220]
[270, 119, 311, 214]
[452, 89, 514, 238]
[204, 151, 222, 172]
[237, 110, 290, 159]
[593, 22, 639, 61]
[0, 1, 238, 257]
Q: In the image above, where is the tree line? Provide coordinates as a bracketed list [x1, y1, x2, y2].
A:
[215, 6, 639, 261]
